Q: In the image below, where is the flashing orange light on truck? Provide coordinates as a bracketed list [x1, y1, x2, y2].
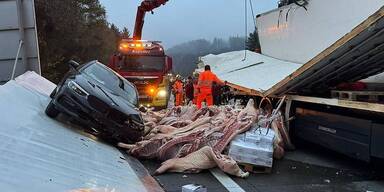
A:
[108, 0, 171, 110]
[118, 40, 162, 52]
[108, 39, 172, 109]
[147, 86, 156, 95]
[119, 42, 146, 51]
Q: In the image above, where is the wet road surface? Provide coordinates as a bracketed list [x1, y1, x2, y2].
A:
[138, 141, 384, 192]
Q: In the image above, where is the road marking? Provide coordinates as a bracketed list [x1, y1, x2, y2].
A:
[209, 168, 246, 192]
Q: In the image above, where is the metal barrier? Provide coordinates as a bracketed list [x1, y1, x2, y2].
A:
[0, 0, 40, 82]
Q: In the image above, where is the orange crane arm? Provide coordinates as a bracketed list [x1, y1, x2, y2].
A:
[133, 0, 169, 40]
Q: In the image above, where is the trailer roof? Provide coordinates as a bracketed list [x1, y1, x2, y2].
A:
[265, 6, 384, 96]
[201, 50, 302, 96]
[202, 7, 384, 98]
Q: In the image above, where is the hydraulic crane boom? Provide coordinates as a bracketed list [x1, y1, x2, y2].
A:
[108, 0, 172, 109]
[133, 0, 169, 40]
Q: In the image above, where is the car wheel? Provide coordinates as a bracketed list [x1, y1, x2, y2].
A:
[50, 87, 57, 99]
[45, 101, 60, 118]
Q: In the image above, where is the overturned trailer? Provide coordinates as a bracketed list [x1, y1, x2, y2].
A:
[201, 1, 384, 162]
[0, 72, 163, 191]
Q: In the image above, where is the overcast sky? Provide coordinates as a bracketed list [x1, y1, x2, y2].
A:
[100, 0, 277, 47]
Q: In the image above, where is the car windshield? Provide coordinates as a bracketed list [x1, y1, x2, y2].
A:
[81, 63, 138, 105]
[118, 56, 165, 72]
[118, 79, 138, 106]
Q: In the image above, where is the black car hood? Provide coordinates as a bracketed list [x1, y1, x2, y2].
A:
[73, 75, 140, 116]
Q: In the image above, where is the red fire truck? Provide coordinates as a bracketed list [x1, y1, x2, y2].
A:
[108, 40, 172, 109]
[108, 0, 172, 109]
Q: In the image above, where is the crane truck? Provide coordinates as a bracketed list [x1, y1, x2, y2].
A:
[108, 0, 171, 109]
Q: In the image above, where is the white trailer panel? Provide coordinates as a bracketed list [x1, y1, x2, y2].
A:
[256, 0, 384, 64]
[0, 0, 40, 83]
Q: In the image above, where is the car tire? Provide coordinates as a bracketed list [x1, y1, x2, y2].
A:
[45, 101, 60, 118]
[50, 87, 57, 99]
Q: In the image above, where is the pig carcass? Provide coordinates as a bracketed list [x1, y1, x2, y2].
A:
[154, 146, 249, 178]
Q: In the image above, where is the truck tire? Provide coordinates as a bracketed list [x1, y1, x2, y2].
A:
[45, 101, 60, 118]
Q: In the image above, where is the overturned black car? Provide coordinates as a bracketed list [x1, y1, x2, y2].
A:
[46, 60, 144, 143]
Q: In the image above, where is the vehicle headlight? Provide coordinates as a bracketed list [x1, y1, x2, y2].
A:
[156, 89, 167, 98]
[68, 81, 89, 96]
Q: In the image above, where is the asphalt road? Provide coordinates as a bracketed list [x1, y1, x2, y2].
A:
[57, 95, 384, 192]
[61, 112, 384, 192]
[139, 141, 384, 192]
[59, 103, 384, 192]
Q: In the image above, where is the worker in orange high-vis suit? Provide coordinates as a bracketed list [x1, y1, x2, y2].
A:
[172, 75, 184, 106]
[197, 65, 225, 109]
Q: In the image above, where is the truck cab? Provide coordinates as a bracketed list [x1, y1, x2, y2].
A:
[108, 39, 172, 109]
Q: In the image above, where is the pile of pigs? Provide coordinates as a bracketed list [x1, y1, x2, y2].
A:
[118, 99, 294, 178]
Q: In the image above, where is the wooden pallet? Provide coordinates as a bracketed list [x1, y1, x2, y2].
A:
[331, 90, 384, 102]
[238, 163, 272, 174]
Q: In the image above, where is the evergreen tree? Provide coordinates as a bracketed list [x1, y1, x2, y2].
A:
[228, 36, 246, 51]
[110, 24, 122, 49]
[210, 38, 228, 54]
[110, 24, 121, 39]
[246, 30, 261, 52]
[35, 0, 124, 83]
[167, 37, 246, 76]
[121, 27, 131, 39]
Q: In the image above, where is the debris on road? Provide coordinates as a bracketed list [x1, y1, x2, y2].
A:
[229, 127, 275, 168]
[324, 179, 331, 183]
[182, 184, 207, 192]
[118, 98, 294, 178]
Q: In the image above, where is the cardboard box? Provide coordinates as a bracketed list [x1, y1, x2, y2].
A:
[229, 128, 275, 167]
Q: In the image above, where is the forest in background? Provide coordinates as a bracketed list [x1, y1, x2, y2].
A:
[35, 0, 128, 83]
[35, 0, 260, 82]
[167, 30, 260, 76]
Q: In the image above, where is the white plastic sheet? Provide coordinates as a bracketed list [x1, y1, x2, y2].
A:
[14, 71, 56, 96]
[0, 72, 158, 192]
[200, 50, 302, 92]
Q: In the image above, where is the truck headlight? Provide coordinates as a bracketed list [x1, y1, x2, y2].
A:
[68, 81, 89, 96]
[157, 89, 167, 98]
